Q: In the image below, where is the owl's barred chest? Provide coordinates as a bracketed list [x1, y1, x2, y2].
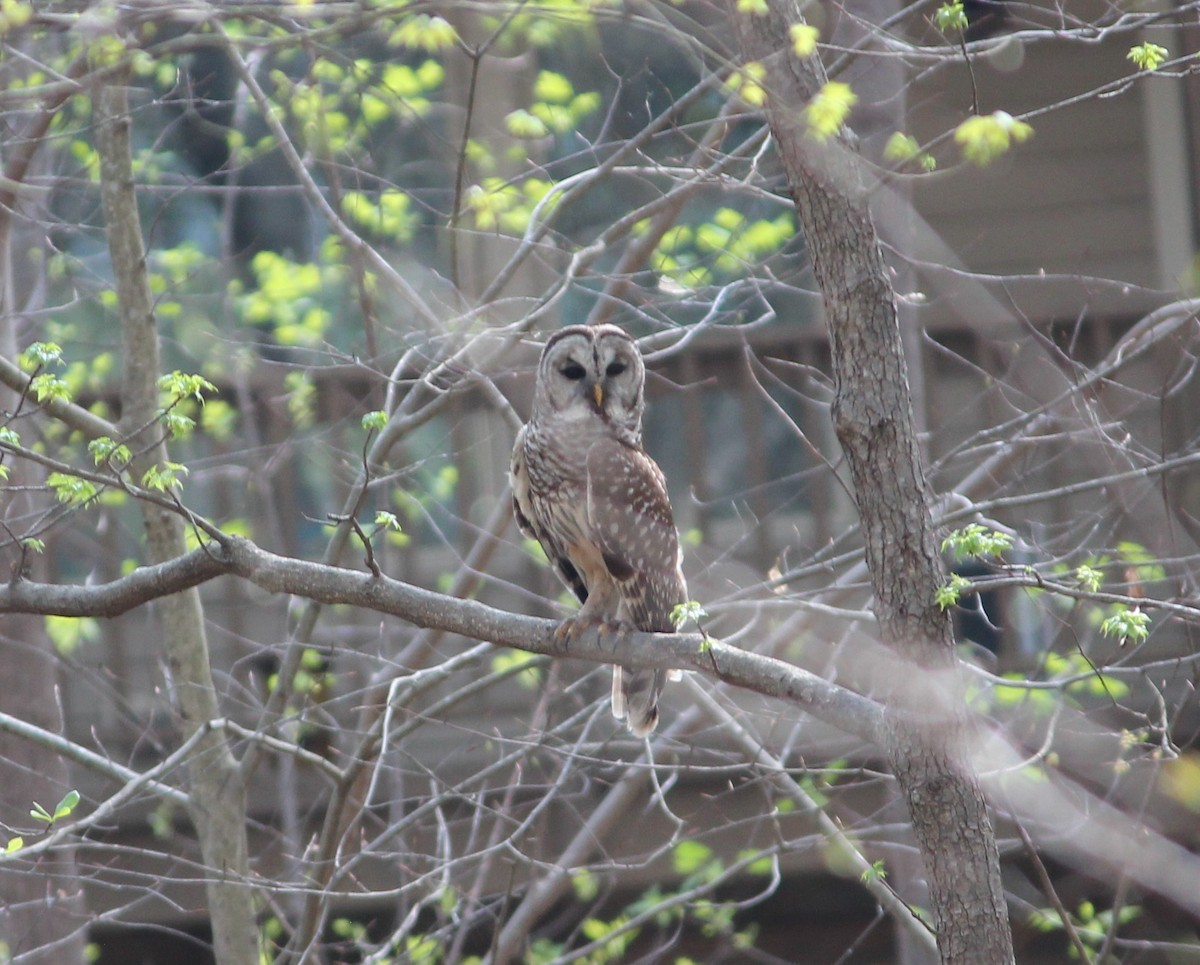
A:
[522, 417, 613, 495]
[521, 428, 592, 543]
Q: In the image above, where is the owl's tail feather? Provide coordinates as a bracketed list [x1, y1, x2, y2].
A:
[611, 666, 665, 737]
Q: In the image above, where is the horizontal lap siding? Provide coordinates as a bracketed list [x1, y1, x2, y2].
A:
[907, 34, 1161, 327]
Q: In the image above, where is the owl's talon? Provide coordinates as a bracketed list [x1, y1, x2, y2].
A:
[597, 620, 630, 651]
[552, 620, 578, 646]
[554, 615, 625, 649]
[553, 615, 597, 647]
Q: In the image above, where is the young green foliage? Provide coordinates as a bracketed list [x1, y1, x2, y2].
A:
[30, 789, 80, 824]
[860, 859, 888, 884]
[1074, 563, 1103, 594]
[361, 409, 388, 433]
[45, 615, 100, 655]
[88, 437, 132, 469]
[387, 13, 458, 51]
[490, 650, 542, 690]
[934, 1, 968, 32]
[936, 572, 972, 610]
[141, 461, 189, 494]
[671, 599, 707, 630]
[0, 0, 33, 33]
[159, 371, 217, 406]
[789, 23, 819, 57]
[47, 472, 98, 506]
[941, 523, 1013, 559]
[1100, 607, 1150, 647]
[805, 82, 857, 141]
[18, 341, 63, 371]
[884, 131, 936, 171]
[1127, 42, 1169, 71]
[29, 372, 71, 405]
[723, 62, 767, 108]
[955, 111, 1033, 166]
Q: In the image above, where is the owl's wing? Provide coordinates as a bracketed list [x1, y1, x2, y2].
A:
[511, 424, 589, 604]
[584, 437, 687, 633]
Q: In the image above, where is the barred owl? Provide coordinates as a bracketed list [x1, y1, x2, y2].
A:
[511, 324, 687, 737]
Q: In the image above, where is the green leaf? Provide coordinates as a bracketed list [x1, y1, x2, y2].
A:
[505, 109, 550, 139]
[53, 790, 80, 821]
[860, 858, 888, 883]
[491, 651, 541, 689]
[285, 373, 317, 429]
[530, 102, 574, 134]
[941, 523, 1012, 559]
[737, 848, 775, 875]
[0, 0, 32, 31]
[374, 511, 401, 531]
[936, 573, 970, 610]
[1075, 564, 1103, 593]
[1128, 42, 1169, 71]
[45, 616, 100, 655]
[4, 837, 23, 854]
[161, 411, 196, 440]
[789, 23, 819, 57]
[805, 81, 857, 142]
[671, 600, 707, 630]
[46, 472, 98, 506]
[954, 111, 1033, 166]
[934, 1, 968, 32]
[200, 399, 238, 441]
[159, 370, 216, 405]
[30, 372, 71, 404]
[569, 91, 600, 121]
[533, 70, 573, 104]
[572, 869, 598, 901]
[724, 62, 766, 108]
[884, 131, 936, 171]
[1099, 607, 1150, 647]
[387, 14, 458, 51]
[342, 190, 416, 239]
[361, 410, 388, 432]
[736, 0, 769, 13]
[141, 462, 188, 493]
[19, 341, 63, 372]
[672, 839, 714, 875]
[432, 464, 459, 502]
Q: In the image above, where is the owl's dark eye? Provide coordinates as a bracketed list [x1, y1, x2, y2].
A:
[561, 362, 587, 381]
[605, 361, 626, 377]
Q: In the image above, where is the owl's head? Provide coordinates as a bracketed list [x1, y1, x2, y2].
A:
[533, 324, 646, 440]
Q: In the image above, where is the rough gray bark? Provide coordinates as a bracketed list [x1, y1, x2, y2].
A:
[728, 4, 1014, 963]
[93, 77, 258, 965]
[0, 89, 90, 965]
[0, 425, 89, 965]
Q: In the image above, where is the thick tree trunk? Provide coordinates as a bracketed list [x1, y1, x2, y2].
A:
[0, 614, 89, 963]
[94, 77, 258, 965]
[729, 4, 1014, 963]
[0, 105, 90, 965]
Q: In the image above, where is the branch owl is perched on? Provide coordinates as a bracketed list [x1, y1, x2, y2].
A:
[511, 324, 687, 737]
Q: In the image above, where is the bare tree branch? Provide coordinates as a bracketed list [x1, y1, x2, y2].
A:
[0, 533, 885, 746]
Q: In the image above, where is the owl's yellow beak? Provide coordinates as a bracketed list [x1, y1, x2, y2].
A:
[593, 383, 604, 407]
